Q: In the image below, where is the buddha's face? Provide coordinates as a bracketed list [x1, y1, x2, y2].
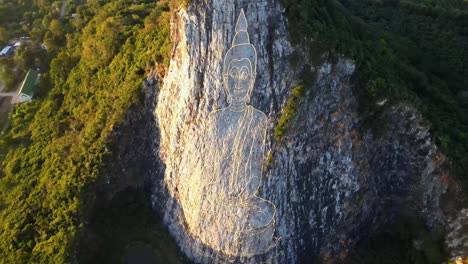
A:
[225, 58, 254, 103]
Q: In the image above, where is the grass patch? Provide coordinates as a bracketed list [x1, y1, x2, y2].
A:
[274, 84, 304, 142]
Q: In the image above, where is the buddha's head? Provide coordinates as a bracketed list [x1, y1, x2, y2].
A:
[223, 9, 257, 104]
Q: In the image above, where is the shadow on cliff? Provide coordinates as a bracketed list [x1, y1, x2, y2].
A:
[75, 74, 190, 264]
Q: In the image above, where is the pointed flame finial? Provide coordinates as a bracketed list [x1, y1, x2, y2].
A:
[232, 9, 250, 46]
[235, 9, 248, 33]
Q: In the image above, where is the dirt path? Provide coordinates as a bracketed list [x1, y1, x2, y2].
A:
[0, 93, 17, 97]
[60, 0, 67, 18]
[0, 96, 13, 132]
[0, 76, 22, 100]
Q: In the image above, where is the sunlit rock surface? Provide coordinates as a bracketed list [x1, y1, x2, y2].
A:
[150, 0, 465, 263]
[447, 209, 468, 259]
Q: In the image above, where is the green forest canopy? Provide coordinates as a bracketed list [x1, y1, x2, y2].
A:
[284, 0, 468, 186]
[0, 0, 172, 262]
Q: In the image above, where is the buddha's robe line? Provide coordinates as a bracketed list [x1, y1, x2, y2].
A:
[205, 105, 264, 202]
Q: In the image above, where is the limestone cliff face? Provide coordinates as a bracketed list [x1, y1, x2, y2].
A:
[150, 0, 465, 263]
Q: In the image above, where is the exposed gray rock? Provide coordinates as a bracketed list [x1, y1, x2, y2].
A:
[150, 0, 465, 263]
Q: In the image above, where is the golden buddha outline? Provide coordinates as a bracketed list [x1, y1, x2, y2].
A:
[183, 9, 278, 260]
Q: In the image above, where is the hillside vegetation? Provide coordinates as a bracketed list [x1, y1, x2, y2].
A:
[0, 0, 173, 262]
[283, 0, 467, 262]
[283, 0, 468, 188]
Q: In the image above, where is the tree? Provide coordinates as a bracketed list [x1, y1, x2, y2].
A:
[16, 45, 35, 70]
[43, 31, 58, 52]
[0, 58, 22, 91]
[30, 25, 45, 43]
[48, 19, 63, 37]
[0, 26, 9, 46]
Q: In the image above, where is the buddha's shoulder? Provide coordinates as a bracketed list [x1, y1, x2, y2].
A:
[249, 106, 267, 124]
[207, 106, 267, 122]
[207, 109, 224, 121]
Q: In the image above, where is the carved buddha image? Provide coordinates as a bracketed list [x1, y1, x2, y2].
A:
[184, 9, 277, 259]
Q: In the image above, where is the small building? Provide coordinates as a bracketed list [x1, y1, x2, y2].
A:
[0, 46, 11, 56]
[13, 42, 21, 48]
[17, 69, 39, 102]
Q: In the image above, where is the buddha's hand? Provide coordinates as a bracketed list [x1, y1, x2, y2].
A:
[244, 176, 260, 196]
[223, 190, 249, 204]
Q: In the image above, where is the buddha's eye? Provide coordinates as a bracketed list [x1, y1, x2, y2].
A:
[240, 72, 248, 80]
[240, 66, 250, 81]
[229, 68, 239, 79]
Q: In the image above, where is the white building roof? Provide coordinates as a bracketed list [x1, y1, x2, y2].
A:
[0, 46, 11, 56]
